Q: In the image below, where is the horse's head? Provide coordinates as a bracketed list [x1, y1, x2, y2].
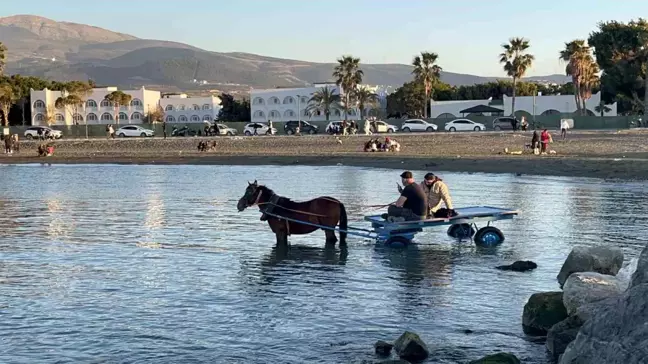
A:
[237, 180, 262, 212]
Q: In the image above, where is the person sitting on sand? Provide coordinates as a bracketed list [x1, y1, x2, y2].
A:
[419, 173, 456, 218]
[364, 139, 377, 152]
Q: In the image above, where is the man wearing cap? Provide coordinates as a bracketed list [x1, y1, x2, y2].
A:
[420, 173, 456, 218]
[382, 171, 427, 222]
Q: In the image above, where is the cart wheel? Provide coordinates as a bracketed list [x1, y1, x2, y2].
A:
[474, 226, 505, 247]
[447, 224, 475, 240]
[385, 236, 411, 248]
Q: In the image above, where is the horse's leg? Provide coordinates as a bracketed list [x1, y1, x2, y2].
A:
[276, 231, 288, 246]
[324, 228, 338, 244]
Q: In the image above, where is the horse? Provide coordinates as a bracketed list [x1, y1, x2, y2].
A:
[236, 180, 348, 246]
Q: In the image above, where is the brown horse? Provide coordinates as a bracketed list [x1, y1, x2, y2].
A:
[236, 180, 347, 246]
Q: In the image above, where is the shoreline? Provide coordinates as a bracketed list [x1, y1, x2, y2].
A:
[3, 154, 648, 181]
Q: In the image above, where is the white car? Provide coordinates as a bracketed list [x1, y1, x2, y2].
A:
[215, 124, 238, 136]
[370, 120, 398, 133]
[400, 119, 438, 132]
[116, 125, 155, 137]
[444, 118, 486, 132]
[243, 122, 277, 136]
[24, 126, 63, 139]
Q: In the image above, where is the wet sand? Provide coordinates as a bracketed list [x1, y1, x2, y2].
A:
[3, 130, 648, 180]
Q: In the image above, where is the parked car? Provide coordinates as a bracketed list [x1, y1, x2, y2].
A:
[24, 126, 63, 139]
[215, 123, 238, 136]
[243, 122, 277, 136]
[116, 125, 155, 137]
[400, 119, 438, 132]
[284, 120, 318, 135]
[444, 119, 486, 132]
[371, 120, 398, 133]
[492, 117, 519, 131]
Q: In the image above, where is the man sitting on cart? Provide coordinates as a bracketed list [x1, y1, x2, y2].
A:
[382, 171, 427, 222]
[420, 173, 457, 218]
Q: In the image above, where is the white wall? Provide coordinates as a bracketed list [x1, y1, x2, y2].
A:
[159, 94, 222, 123]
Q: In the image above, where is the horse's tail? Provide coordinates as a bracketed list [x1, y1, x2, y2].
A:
[339, 202, 348, 243]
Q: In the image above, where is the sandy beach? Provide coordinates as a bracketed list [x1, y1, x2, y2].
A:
[3, 129, 648, 180]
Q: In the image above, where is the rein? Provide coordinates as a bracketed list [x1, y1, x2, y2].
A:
[249, 189, 329, 218]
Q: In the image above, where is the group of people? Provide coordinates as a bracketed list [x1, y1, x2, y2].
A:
[3, 134, 19, 155]
[530, 129, 554, 154]
[197, 140, 218, 152]
[364, 137, 400, 152]
[383, 171, 455, 222]
[327, 120, 358, 135]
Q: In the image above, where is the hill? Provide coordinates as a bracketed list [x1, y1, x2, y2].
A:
[0, 15, 571, 91]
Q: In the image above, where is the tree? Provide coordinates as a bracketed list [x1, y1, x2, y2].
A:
[386, 81, 426, 117]
[333, 55, 363, 120]
[589, 19, 648, 115]
[412, 52, 442, 117]
[0, 83, 17, 127]
[217, 93, 250, 122]
[147, 105, 165, 123]
[104, 91, 132, 124]
[499, 37, 535, 116]
[0, 42, 6, 76]
[354, 87, 379, 120]
[559, 40, 600, 114]
[307, 86, 341, 121]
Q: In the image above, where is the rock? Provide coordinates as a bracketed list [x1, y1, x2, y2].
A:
[617, 258, 639, 291]
[557, 246, 624, 288]
[468, 352, 521, 364]
[374, 340, 393, 356]
[573, 296, 619, 322]
[522, 291, 568, 336]
[547, 316, 584, 361]
[559, 283, 648, 364]
[562, 272, 622, 315]
[631, 244, 648, 288]
[495, 260, 538, 272]
[393, 331, 429, 362]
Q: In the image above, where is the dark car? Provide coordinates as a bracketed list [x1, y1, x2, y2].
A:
[284, 120, 318, 135]
[492, 117, 519, 131]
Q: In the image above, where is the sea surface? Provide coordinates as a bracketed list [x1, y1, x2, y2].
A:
[1, 164, 647, 364]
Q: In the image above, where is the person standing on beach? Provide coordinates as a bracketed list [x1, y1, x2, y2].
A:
[540, 129, 551, 154]
[162, 121, 167, 139]
[560, 119, 569, 140]
[12, 134, 19, 154]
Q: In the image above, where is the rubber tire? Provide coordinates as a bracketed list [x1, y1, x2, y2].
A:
[447, 224, 475, 239]
[26, 134, 33, 139]
[388, 128, 395, 133]
[244, 131, 251, 136]
[286, 129, 293, 135]
[385, 236, 411, 248]
[308, 129, 316, 135]
[426, 127, 434, 132]
[474, 226, 505, 247]
[474, 126, 480, 131]
[119, 133, 126, 138]
[402, 127, 411, 132]
[494, 126, 501, 131]
[226, 131, 233, 136]
[140, 133, 146, 137]
[449, 127, 456, 132]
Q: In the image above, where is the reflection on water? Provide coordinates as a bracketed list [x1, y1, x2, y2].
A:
[1, 164, 648, 363]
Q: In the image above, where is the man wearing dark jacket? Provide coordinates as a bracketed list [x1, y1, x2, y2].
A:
[382, 171, 427, 222]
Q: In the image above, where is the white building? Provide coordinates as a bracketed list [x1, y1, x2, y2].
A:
[159, 93, 222, 123]
[429, 91, 617, 118]
[249, 82, 384, 123]
[30, 86, 161, 126]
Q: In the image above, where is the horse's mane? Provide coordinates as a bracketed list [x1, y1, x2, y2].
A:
[258, 185, 297, 207]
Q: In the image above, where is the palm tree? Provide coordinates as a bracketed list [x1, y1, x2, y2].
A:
[0, 42, 6, 76]
[499, 38, 535, 117]
[354, 87, 379, 120]
[559, 40, 600, 115]
[307, 86, 341, 121]
[412, 52, 442, 118]
[333, 55, 363, 120]
[104, 91, 132, 124]
[0, 83, 17, 127]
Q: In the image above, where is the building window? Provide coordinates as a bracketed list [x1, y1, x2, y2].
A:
[253, 110, 265, 118]
[131, 112, 142, 121]
[268, 97, 280, 105]
[34, 113, 45, 122]
[269, 110, 280, 118]
[119, 112, 129, 121]
[33, 100, 46, 109]
[203, 115, 212, 121]
[179, 105, 186, 111]
[333, 109, 341, 117]
[202, 104, 210, 110]
[191, 115, 200, 122]
[87, 113, 98, 121]
[192, 104, 200, 111]
[179, 115, 188, 122]
[166, 115, 175, 122]
[73, 114, 84, 122]
[86, 100, 97, 108]
[165, 105, 174, 111]
[284, 110, 295, 118]
[253, 97, 264, 105]
[130, 99, 142, 107]
[300, 96, 309, 104]
[100, 99, 111, 107]
[101, 113, 113, 121]
[283, 96, 294, 104]
[55, 114, 65, 122]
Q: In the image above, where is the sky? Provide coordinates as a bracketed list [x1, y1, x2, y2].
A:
[1, 0, 647, 77]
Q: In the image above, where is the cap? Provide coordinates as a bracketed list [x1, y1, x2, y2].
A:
[400, 171, 413, 179]
[424, 172, 436, 180]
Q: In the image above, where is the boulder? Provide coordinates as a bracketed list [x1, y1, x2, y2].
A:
[374, 340, 393, 356]
[393, 331, 429, 362]
[546, 316, 584, 361]
[616, 258, 639, 291]
[468, 352, 521, 364]
[557, 246, 624, 288]
[559, 283, 648, 364]
[631, 244, 648, 288]
[562, 272, 622, 315]
[495, 260, 538, 272]
[522, 291, 568, 336]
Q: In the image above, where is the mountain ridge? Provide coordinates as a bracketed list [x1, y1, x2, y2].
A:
[0, 15, 571, 91]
